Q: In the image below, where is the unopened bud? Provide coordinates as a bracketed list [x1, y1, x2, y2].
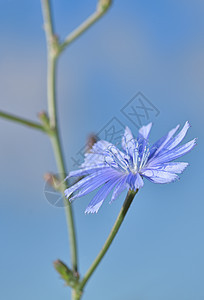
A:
[86, 134, 98, 153]
[97, 0, 112, 13]
[53, 260, 78, 287]
[38, 111, 52, 134]
[38, 111, 49, 124]
[44, 173, 61, 191]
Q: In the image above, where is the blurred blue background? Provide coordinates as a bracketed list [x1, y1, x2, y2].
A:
[0, 0, 203, 299]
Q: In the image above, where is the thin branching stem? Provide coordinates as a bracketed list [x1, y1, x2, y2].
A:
[0, 1, 113, 299]
[1, 1, 113, 298]
[41, 1, 113, 299]
[41, 0, 78, 276]
[0, 111, 46, 132]
[79, 189, 138, 291]
[59, 3, 112, 53]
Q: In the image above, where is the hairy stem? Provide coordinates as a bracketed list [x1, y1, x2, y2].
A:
[79, 189, 138, 291]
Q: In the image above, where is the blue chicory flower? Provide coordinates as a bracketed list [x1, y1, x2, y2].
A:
[65, 121, 196, 214]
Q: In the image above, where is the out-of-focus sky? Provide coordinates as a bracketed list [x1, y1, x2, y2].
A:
[0, 1, 204, 299]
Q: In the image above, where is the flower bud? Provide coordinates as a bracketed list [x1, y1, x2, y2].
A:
[97, 0, 112, 13]
[44, 173, 61, 191]
[53, 260, 78, 287]
[38, 111, 49, 126]
[86, 134, 98, 153]
[38, 111, 53, 134]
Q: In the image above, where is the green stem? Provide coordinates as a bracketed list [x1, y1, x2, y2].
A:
[0, 111, 46, 132]
[41, 0, 59, 129]
[47, 53, 57, 129]
[71, 289, 82, 300]
[79, 189, 138, 291]
[41, 0, 55, 43]
[59, 1, 112, 53]
[41, 0, 78, 274]
[41, 0, 113, 298]
[50, 132, 78, 273]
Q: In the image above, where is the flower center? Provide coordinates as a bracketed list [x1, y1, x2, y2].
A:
[104, 142, 150, 174]
[130, 144, 150, 173]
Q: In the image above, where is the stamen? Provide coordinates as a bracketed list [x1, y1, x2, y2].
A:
[139, 146, 150, 170]
[101, 140, 150, 175]
[132, 141, 139, 172]
[104, 146, 130, 173]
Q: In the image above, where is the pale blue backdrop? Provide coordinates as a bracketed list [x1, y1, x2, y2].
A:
[0, 1, 203, 299]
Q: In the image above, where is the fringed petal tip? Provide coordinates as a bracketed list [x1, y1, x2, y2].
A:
[150, 174, 180, 185]
[122, 126, 134, 149]
[189, 138, 197, 148]
[124, 126, 132, 133]
[64, 189, 73, 202]
[85, 203, 102, 214]
[178, 162, 189, 173]
[191, 138, 198, 150]
[64, 189, 69, 199]
[186, 120, 191, 127]
[139, 122, 152, 139]
[85, 209, 98, 214]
